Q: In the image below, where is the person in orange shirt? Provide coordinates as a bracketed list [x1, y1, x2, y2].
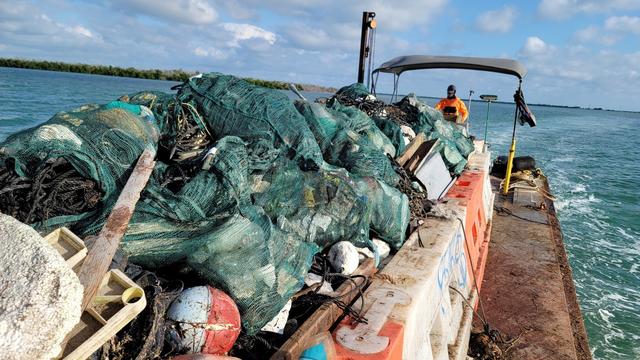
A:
[435, 84, 468, 123]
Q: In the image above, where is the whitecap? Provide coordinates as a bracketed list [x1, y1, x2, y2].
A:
[552, 156, 575, 163]
[571, 184, 587, 193]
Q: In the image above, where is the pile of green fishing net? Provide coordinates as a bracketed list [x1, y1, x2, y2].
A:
[0, 73, 474, 334]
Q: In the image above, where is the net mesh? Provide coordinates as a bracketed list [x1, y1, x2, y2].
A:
[397, 94, 472, 174]
[176, 73, 324, 169]
[0, 103, 158, 233]
[295, 101, 400, 186]
[1, 74, 478, 335]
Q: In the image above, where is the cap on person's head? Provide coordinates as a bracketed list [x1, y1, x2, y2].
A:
[447, 84, 456, 92]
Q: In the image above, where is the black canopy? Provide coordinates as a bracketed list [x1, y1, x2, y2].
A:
[373, 55, 527, 79]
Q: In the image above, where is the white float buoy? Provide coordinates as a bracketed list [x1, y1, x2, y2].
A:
[328, 241, 359, 275]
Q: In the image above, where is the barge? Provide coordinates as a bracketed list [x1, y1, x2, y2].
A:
[0, 11, 591, 360]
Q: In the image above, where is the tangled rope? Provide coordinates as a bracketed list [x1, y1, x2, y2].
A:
[389, 156, 431, 220]
[165, 101, 212, 163]
[0, 158, 102, 224]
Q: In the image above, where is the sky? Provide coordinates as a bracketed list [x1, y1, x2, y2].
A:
[0, 0, 639, 111]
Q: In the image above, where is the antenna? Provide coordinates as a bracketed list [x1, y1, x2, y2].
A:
[480, 94, 498, 153]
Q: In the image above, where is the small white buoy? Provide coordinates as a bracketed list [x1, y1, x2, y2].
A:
[372, 239, 391, 259]
[400, 125, 416, 145]
[328, 241, 359, 275]
[356, 239, 391, 261]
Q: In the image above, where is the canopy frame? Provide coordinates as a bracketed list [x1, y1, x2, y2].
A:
[369, 54, 535, 196]
[372, 55, 527, 79]
[371, 54, 527, 101]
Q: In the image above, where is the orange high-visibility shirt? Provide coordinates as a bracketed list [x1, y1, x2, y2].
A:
[435, 97, 469, 122]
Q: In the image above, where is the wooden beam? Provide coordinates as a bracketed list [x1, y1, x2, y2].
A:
[396, 132, 426, 168]
[271, 258, 377, 360]
[77, 148, 156, 311]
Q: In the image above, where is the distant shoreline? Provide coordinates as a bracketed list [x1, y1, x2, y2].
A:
[1, 58, 636, 113]
[381, 94, 639, 114]
[0, 58, 338, 93]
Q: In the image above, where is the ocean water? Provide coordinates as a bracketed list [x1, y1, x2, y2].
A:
[1, 67, 638, 359]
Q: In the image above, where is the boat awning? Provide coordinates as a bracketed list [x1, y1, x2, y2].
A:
[373, 55, 527, 80]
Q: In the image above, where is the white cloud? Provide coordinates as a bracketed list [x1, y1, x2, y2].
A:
[65, 25, 94, 39]
[222, 23, 277, 48]
[521, 36, 553, 57]
[363, 0, 448, 31]
[578, 0, 640, 13]
[476, 6, 517, 33]
[0, 3, 101, 45]
[605, 16, 640, 34]
[192, 46, 230, 60]
[518, 44, 640, 109]
[574, 26, 619, 45]
[1, 0, 639, 110]
[215, 0, 255, 20]
[283, 23, 359, 51]
[538, 0, 640, 20]
[538, 0, 577, 19]
[112, 0, 217, 25]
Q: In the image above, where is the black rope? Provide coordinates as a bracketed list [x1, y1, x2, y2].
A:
[455, 217, 489, 327]
[494, 205, 549, 225]
[294, 254, 369, 325]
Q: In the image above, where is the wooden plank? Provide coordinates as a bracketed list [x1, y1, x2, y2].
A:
[44, 227, 87, 269]
[271, 258, 377, 360]
[396, 132, 426, 167]
[77, 148, 156, 312]
[61, 270, 147, 360]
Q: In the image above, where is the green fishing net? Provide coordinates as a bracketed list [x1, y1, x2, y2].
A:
[335, 82, 372, 100]
[295, 101, 400, 186]
[371, 115, 406, 155]
[121, 137, 318, 333]
[397, 94, 473, 174]
[0, 73, 417, 335]
[176, 73, 323, 169]
[0, 102, 158, 233]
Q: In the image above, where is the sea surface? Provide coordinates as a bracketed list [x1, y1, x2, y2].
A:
[1, 67, 638, 359]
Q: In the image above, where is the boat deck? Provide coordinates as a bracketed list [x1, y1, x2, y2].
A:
[475, 176, 591, 359]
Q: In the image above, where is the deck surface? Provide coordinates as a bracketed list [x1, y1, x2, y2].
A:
[475, 177, 591, 360]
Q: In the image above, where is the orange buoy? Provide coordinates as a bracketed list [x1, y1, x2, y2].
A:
[168, 286, 241, 355]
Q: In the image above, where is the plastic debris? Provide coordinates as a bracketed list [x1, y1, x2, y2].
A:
[304, 273, 335, 296]
[299, 332, 337, 360]
[328, 241, 360, 275]
[261, 300, 293, 335]
[357, 239, 391, 262]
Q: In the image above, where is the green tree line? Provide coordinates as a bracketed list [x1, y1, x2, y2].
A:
[0, 58, 304, 90]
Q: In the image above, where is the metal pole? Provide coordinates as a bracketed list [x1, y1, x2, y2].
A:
[503, 82, 522, 195]
[483, 100, 490, 146]
[357, 12, 374, 83]
[465, 90, 474, 134]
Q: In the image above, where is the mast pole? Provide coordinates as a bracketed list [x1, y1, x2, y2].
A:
[503, 81, 522, 195]
[357, 12, 376, 83]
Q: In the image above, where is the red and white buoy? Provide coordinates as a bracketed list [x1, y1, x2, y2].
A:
[167, 286, 241, 355]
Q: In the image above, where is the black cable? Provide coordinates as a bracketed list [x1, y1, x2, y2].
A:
[296, 255, 369, 324]
[449, 285, 487, 327]
[455, 217, 489, 326]
[437, 175, 458, 201]
[494, 205, 549, 225]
